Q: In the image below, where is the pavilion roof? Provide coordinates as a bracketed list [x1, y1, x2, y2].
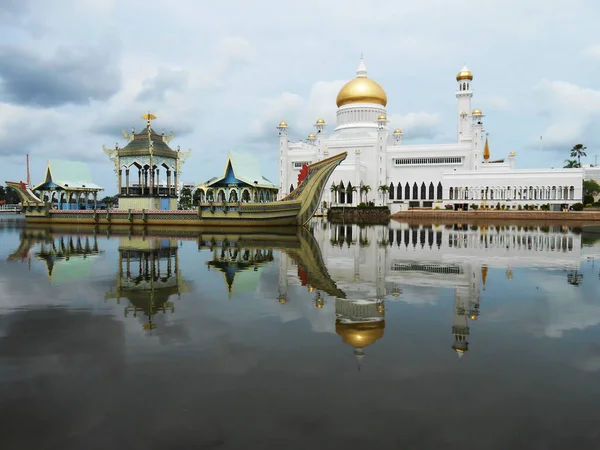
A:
[207, 152, 277, 189]
[33, 160, 103, 191]
[117, 126, 178, 158]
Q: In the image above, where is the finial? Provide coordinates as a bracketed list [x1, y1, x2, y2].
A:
[357, 54, 367, 77]
[177, 145, 180, 152]
[162, 128, 165, 136]
[141, 112, 157, 128]
[115, 142, 119, 149]
[132, 127, 135, 134]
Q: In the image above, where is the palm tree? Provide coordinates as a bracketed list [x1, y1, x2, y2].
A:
[570, 144, 587, 166]
[180, 187, 192, 208]
[563, 159, 581, 168]
[378, 184, 389, 204]
[360, 185, 371, 203]
[330, 183, 339, 205]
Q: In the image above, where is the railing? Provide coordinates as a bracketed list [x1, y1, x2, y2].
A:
[120, 187, 175, 197]
[0, 204, 20, 212]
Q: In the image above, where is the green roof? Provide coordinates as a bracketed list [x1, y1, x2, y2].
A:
[117, 127, 178, 158]
[33, 160, 103, 191]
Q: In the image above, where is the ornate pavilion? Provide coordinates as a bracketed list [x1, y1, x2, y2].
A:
[103, 113, 191, 211]
[194, 152, 277, 203]
[32, 160, 104, 210]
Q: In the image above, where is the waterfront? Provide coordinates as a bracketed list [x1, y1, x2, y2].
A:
[1, 215, 600, 449]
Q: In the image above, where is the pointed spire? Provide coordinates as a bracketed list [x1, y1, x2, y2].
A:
[356, 54, 367, 78]
[457, 351, 465, 360]
[483, 136, 490, 161]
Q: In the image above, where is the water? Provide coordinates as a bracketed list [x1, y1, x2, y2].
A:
[1, 216, 600, 449]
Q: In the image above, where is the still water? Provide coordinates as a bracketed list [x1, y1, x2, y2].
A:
[1, 216, 600, 449]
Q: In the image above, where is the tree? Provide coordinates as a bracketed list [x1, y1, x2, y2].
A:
[570, 144, 587, 166]
[378, 184, 389, 203]
[584, 180, 600, 195]
[567, 270, 584, 286]
[360, 185, 371, 203]
[0, 185, 5, 201]
[330, 183, 339, 205]
[180, 187, 192, 208]
[192, 189, 202, 206]
[563, 159, 580, 168]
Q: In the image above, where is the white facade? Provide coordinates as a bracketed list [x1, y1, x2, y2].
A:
[277, 58, 584, 210]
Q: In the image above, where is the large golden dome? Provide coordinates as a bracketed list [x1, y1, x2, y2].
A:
[336, 320, 385, 348]
[456, 65, 473, 81]
[336, 78, 387, 107]
[336, 56, 387, 108]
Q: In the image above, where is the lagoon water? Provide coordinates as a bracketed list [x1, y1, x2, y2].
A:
[1, 215, 600, 449]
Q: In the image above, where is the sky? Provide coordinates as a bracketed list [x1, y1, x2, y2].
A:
[1, 0, 600, 195]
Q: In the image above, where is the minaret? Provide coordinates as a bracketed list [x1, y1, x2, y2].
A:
[456, 65, 473, 142]
[315, 119, 326, 161]
[377, 114, 389, 205]
[278, 245, 290, 304]
[471, 109, 485, 170]
[277, 121, 289, 199]
[451, 289, 470, 359]
[393, 128, 403, 145]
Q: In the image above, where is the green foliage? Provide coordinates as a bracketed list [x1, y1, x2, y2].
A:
[584, 194, 595, 205]
[572, 202, 584, 211]
[570, 144, 587, 165]
[584, 180, 600, 195]
[563, 159, 581, 168]
[470, 204, 478, 210]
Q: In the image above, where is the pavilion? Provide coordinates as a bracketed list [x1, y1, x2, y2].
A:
[194, 152, 277, 203]
[32, 160, 104, 210]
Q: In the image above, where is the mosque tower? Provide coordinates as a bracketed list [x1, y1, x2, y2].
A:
[456, 66, 474, 143]
[277, 121, 289, 199]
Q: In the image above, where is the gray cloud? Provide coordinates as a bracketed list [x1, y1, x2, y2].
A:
[135, 68, 190, 103]
[0, 41, 121, 108]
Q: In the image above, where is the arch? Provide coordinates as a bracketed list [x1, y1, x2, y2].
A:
[437, 182, 443, 200]
[412, 182, 418, 200]
[241, 188, 251, 202]
[228, 190, 238, 203]
[346, 182, 354, 204]
[428, 182, 434, 200]
[339, 181, 346, 204]
[420, 182, 426, 200]
[405, 182, 410, 199]
[290, 184, 294, 193]
[217, 189, 226, 202]
[389, 182, 394, 200]
[397, 183, 402, 200]
[449, 187, 454, 200]
[569, 185, 575, 200]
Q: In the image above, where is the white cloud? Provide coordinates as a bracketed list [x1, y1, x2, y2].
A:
[581, 44, 600, 61]
[479, 95, 510, 112]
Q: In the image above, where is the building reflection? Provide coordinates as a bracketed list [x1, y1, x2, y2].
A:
[105, 237, 189, 330]
[275, 220, 584, 362]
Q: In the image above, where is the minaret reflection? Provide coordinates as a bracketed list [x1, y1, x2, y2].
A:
[106, 237, 189, 330]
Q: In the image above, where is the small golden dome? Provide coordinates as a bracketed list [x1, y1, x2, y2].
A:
[278, 297, 287, 304]
[316, 118, 325, 124]
[278, 121, 288, 127]
[472, 109, 483, 115]
[456, 66, 473, 81]
[393, 128, 402, 134]
[307, 133, 316, 139]
[377, 114, 387, 120]
[324, 149, 329, 154]
[336, 78, 387, 107]
[336, 321, 385, 349]
[455, 348, 466, 353]
[469, 314, 478, 321]
[308, 285, 314, 292]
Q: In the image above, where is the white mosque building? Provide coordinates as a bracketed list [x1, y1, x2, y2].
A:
[277, 58, 584, 211]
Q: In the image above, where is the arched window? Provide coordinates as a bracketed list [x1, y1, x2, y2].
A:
[397, 183, 402, 200]
[389, 182, 394, 200]
[449, 187, 454, 200]
[339, 181, 345, 204]
[347, 182, 354, 204]
[437, 182, 443, 200]
[569, 186, 575, 200]
[421, 182, 426, 199]
[405, 183, 410, 199]
[290, 184, 294, 193]
[413, 182, 419, 200]
[429, 182, 434, 200]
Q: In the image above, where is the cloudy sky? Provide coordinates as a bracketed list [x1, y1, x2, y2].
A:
[1, 0, 599, 194]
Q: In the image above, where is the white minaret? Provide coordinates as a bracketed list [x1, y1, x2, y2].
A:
[377, 114, 389, 205]
[456, 65, 473, 142]
[315, 118, 326, 161]
[277, 121, 289, 199]
[471, 109, 485, 170]
[393, 128, 403, 145]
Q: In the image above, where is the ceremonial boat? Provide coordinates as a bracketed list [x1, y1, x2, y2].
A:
[6, 152, 346, 227]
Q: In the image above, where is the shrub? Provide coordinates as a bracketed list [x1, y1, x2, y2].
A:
[585, 203, 593, 207]
[518, 205, 522, 210]
[434, 205, 441, 210]
[445, 204, 453, 210]
[572, 203, 584, 211]
[470, 204, 478, 210]
[584, 194, 594, 205]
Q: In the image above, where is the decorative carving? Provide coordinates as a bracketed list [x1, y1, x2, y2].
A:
[163, 131, 175, 144]
[103, 145, 120, 174]
[122, 129, 134, 141]
[176, 148, 192, 174]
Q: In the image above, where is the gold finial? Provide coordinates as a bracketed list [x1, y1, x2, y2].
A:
[483, 137, 490, 161]
[141, 112, 157, 128]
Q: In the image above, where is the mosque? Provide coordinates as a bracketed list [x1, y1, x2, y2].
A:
[277, 58, 584, 211]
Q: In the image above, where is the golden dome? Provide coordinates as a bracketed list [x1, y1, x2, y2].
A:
[278, 297, 287, 304]
[393, 128, 402, 134]
[469, 314, 478, 321]
[278, 121, 288, 127]
[336, 321, 385, 349]
[377, 114, 387, 120]
[307, 133, 316, 139]
[316, 118, 325, 124]
[456, 66, 473, 81]
[472, 108, 483, 115]
[336, 77, 387, 107]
